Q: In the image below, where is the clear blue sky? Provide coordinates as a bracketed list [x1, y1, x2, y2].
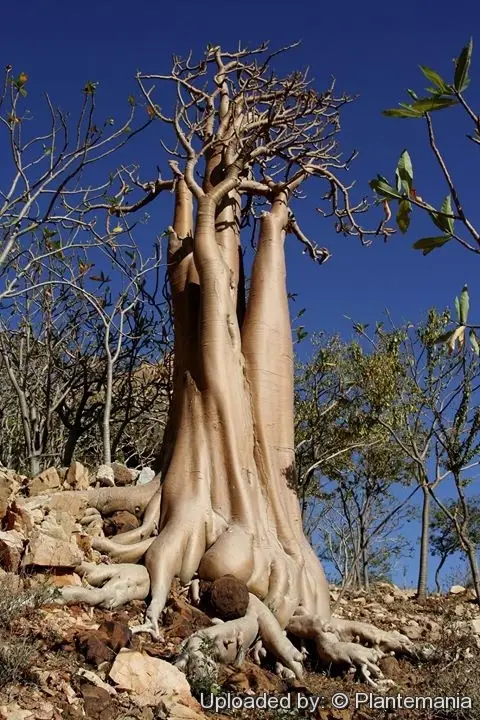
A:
[3, 0, 479, 587]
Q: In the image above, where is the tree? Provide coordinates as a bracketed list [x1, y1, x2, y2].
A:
[295, 334, 414, 590]
[52, 43, 413, 684]
[369, 40, 479, 255]
[431, 497, 480, 591]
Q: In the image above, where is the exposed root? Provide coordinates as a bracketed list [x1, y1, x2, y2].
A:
[330, 617, 417, 657]
[57, 562, 150, 609]
[174, 593, 304, 681]
[92, 536, 156, 563]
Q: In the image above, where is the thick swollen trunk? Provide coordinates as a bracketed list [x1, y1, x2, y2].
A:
[142, 186, 330, 633]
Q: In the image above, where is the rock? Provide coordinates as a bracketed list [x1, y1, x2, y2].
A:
[209, 574, 250, 620]
[3, 501, 34, 535]
[110, 462, 139, 486]
[97, 620, 132, 653]
[109, 650, 195, 707]
[454, 603, 466, 617]
[28, 467, 61, 496]
[379, 655, 401, 678]
[104, 510, 140, 536]
[383, 594, 395, 604]
[96, 465, 115, 487]
[66, 461, 90, 491]
[136, 467, 155, 486]
[48, 570, 82, 587]
[449, 585, 466, 595]
[0, 705, 34, 720]
[80, 683, 112, 719]
[400, 623, 423, 641]
[157, 695, 206, 720]
[0, 530, 24, 572]
[40, 509, 78, 541]
[0, 468, 21, 503]
[471, 617, 480, 635]
[77, 633, 114, 667]
[46, 492, 89, 520]
[21, 528, 83, 568]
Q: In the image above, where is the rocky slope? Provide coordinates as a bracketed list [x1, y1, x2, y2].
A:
[0, 462, 479, 720]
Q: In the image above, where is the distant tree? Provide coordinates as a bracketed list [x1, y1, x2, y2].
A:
[431, 497, 480, 591]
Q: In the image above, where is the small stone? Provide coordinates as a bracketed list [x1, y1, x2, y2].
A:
[110, 462, 139, 486]
[49, 570, 82, 587]
[77, 633, 114, 667]
[80, 683, 112, 718]
[383, 594, 395, 604]
[104, 510, 139, 536]
[471, 617, 480, 635]
[454, 603, 465, 617]
[3, 501, 34, 535]
[97, 621, 132, 653]
[66, 461, 90, 490]
[136, 467, 155, 486]
[96, 465, 115, 487]
[209, 574, 250, 620]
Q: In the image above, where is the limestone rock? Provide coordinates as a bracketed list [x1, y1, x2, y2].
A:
[48, 570, 82, 587]
[21, 528, 83, 568]
[96, 465, 115, 487]
[40, 509, 78, 541]
[46, 492, 89, 520]
[109, 650, 194, 707]
[0, 530, 24, 572]
[66, 461, 90, 490]
[28, 467, 61, 496]
[0, 467, 21, 502]
[209, 574, 249, 620]
[3, 501, 34, 535]
[110, 462, 139, 486]
[471, 617, 480, 635]
[449, 585, 466, 595]
[137, 467, 156, 485]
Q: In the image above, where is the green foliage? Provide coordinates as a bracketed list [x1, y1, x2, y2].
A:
[370, 40, 478, 252]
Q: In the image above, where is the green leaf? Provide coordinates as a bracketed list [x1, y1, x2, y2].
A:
[470, 330, 479, 355]
[397, 149, 414, 191]
[396, 199, 411, 234]
[410, 97, 458, 113]
[369, 175, 403, 200]
[429, 195, 454, 234]
[455, 295, 461, 322]
[412, 235, 452, 254]
[406, 88, 419, 100]
[383, 106, 423, 119]
[459, 284, 470, 324]
[419, 66, 451, 94]
[454, 39, 473, 92]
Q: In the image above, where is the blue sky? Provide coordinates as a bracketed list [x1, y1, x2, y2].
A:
[2, 0, 479, 588]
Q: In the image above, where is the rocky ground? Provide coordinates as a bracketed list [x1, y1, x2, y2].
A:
[0, 463, 479, 720]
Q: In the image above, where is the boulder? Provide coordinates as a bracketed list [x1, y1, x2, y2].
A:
[449, 585, 466, 595]
[0, 468, 21, 503]
[66, 461, 90, 491]
[109, 650, 195, 708]
[209, 574, 249, 620]
[0, 530, 24, 572]
[110, 462, 139, 486]
[21, 528, 83, 568]
[80, 683, 113, 719]
[40, 509, 78, 541]
[96, 465, 115, 487]
[28, 467, 61, 496]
